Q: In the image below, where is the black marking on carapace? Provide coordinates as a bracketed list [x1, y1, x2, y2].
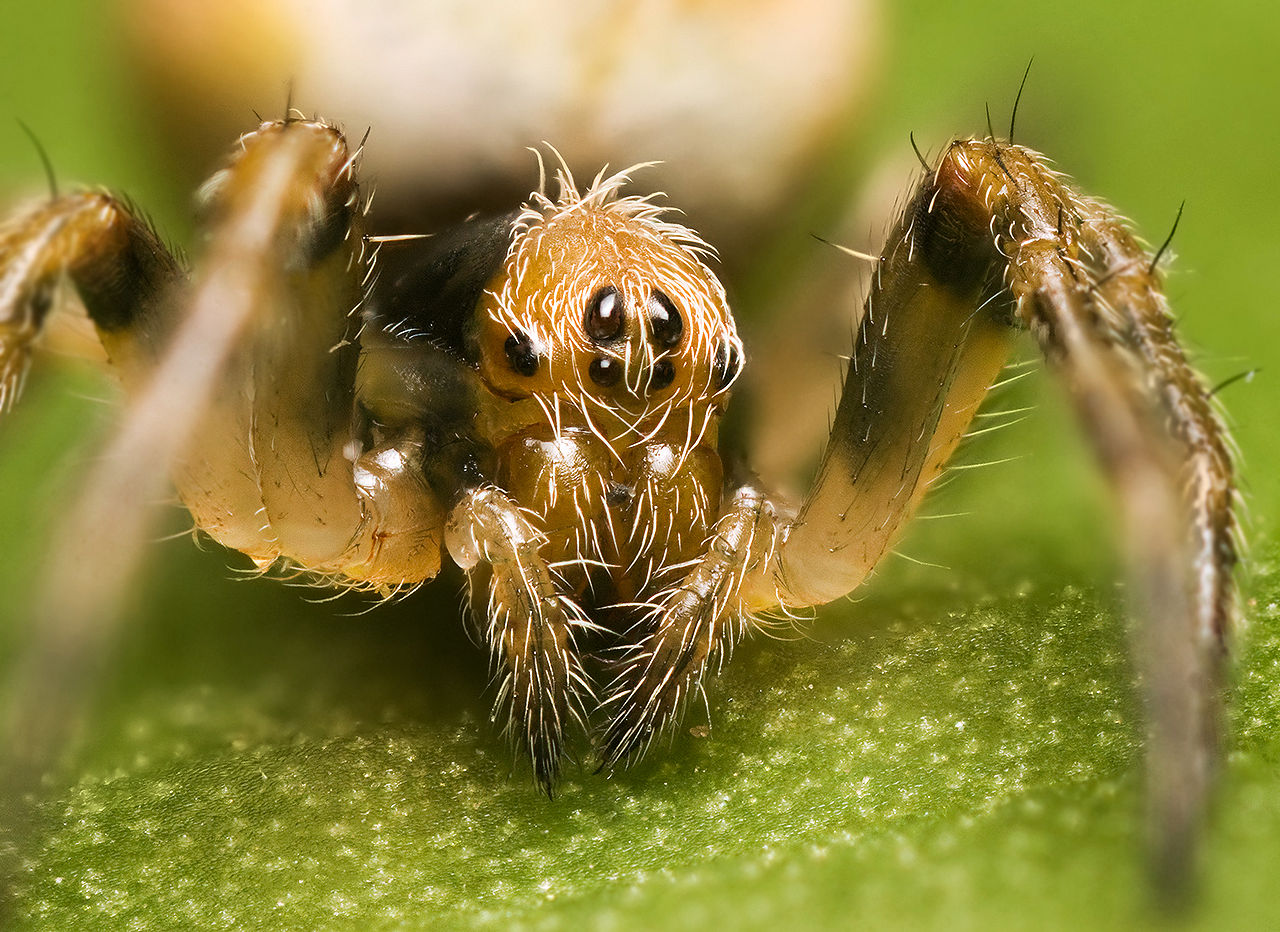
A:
[585, 286, 625, 342]
[647, 290, 683, 348]
[373, 210, 519, 361]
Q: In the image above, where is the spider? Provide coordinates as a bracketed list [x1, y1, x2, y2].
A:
[0, 102, 1237, 902]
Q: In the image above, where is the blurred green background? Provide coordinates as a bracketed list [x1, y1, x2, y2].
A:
[1, 1, 1277, 929]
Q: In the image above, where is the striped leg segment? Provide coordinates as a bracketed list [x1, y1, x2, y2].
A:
[761, 139, 1236, 894]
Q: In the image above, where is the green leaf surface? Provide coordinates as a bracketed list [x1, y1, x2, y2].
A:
[3, 478, 1278, 930]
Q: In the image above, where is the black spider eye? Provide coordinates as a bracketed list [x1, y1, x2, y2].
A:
[588, 355, 623, 387]
[504, 332, 540, 376]
[585, 286, 625, 342]
[650, 358, 676, 391]
[647, 290, 683, 348]
[714, 343, 740, 390]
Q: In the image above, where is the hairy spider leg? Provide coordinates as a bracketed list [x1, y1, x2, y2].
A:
[0, 120, 449, 794]
[170, 120, 447, 588]
[969, 140, 1235, 896]
[183, 120, 446, 587]
[0, 191, 182, 407]
[757, 154, 1017, 610]
[0, 126, 1237, 894]
[753, 139, 1235, 895]
[0, 186, 185, 797]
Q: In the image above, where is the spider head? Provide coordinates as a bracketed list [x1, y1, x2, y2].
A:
[476, 165, 743, 439]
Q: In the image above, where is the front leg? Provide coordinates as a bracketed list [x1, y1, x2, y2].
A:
[761, 139, 1236, 893]
[0, 120, 444, 797]
[445, 486, 595, 792]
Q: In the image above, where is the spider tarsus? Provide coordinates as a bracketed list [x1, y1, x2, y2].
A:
[1148, 813, 1199, 914]
[500, 663, 575, 794]
[595, 643, 684, 769]
[598, 690, 665, 771]
[598, 609, 728, 769]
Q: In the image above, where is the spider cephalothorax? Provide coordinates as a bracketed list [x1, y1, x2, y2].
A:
[0, 118, 1236, 890]
[476, 165, 743, 433]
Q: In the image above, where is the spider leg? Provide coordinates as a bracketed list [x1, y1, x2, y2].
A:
[445, 486, 595, 793]
[984, 143, 1235, 895]
[0, 191, 183, 407]
[601, 484, 781, 767]
[1, 189, 185, 796]
[759, 147, 1019, 609]
[177, 119, 446, 588]
[755, 138, 1235, 895]
[0, 120, 446, 813]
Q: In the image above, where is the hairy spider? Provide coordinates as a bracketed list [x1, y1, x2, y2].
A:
[0, 112, 1236, 896]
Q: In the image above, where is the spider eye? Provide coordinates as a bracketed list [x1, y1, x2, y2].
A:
[650, 358, 676, 391]
[588, 355, 623, 387]
[585, 286, 625, 342]
[504, 332, 540, 376]
[714, 343, 740, 390]
[647, 290, 683, 348]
